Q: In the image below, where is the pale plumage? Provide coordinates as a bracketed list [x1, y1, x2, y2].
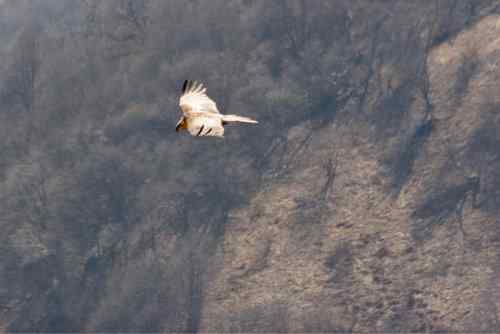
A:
[175, 80, 257, 137]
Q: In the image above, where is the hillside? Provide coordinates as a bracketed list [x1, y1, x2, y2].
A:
[1, 0, 500, 332]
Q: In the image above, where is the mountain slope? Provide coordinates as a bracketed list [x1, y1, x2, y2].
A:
[1, 0, 500, 332]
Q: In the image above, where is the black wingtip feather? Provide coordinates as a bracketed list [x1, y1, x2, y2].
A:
[183, 79, 205, 94]
[196, 125, 204, 136]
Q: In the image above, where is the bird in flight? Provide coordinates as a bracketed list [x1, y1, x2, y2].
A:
[175, 80, 257, 137]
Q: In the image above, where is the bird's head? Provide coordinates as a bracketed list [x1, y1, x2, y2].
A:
[175, 117, 187, 132]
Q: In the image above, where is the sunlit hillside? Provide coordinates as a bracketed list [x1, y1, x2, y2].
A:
[1, 0, 500, 332]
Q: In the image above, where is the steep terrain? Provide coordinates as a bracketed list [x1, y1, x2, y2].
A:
[1, 0, 500, 332]
[202, 13, 500, 331]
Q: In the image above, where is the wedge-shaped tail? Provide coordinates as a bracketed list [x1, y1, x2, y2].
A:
[221, 114, 258, 124]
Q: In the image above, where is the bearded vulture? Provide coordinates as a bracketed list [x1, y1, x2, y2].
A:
[175, 80, 257, 137]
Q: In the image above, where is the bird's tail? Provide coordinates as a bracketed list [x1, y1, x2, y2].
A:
[221, 114, 258, 124]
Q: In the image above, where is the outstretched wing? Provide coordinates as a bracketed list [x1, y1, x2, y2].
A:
[179, 80, 220, 117]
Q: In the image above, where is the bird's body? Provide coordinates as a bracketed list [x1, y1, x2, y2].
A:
[175, 80, 257, 137]
[185, 114, 225, 137]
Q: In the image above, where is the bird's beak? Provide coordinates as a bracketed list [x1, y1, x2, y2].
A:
[176, 117, 185, 132]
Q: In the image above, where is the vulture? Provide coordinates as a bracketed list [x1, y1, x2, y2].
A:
[175, 80, 257, 137]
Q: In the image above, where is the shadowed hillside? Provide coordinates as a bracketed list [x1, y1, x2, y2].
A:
[1, 0, 500, 332]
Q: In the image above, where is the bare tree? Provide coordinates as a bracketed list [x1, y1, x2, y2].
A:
[3, 155, 52, 230]
[2, 19, 41, 114]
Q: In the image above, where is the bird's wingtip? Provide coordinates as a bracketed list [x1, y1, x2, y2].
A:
[182, 79, 206, 94]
